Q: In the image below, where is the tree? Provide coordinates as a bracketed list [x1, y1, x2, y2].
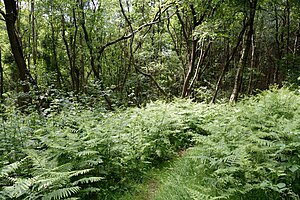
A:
[229, 0, 257, 103]
[0, 0, 37, 105]
[0, 47, 3, 100]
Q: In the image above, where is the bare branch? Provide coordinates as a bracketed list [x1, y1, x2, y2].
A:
[119, 0, 133, 32]
[98, 3, 174, 55]
[133, 63, 168, 97]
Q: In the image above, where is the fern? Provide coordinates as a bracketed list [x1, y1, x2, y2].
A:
[72, 177, 104, 185]
[2, 178, 35, 199]
[0, 160, 23, 177]
[68, 169, 94, 178]
[2, 87, 299, 199]
[42, 186, 80, 200]
[153, 88, 300, 200]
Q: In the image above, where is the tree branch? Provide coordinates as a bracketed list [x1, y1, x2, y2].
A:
[133, 63, 168, 97]
[98, 3, 174, 55]
[119, 0, 133, 33]
[176, 6, 188, 43]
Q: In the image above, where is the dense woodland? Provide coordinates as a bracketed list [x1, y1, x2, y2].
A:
[0, 0, 299, 107]
[1, 0, 300, 200]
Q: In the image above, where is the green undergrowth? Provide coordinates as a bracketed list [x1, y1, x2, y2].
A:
[0, 98, 213, 200]
[151, 88, 300, 200]
[1, 87, 300, 200]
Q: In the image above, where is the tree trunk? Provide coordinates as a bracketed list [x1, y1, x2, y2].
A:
[3, 0, 30, 94]
[211, 22, 247, 104]
[247, 34, 256, 94]
[72, 7, 79, 94]
[31, 0, 37, 81]
[285, 0, 290, 72]
[178, 3, 218, 98]
[187, 41, 212, 94]
[61, 14, 74, 91]
[0, 48, 3, 100]
[61, 11, 80, 93]
[181, 39, 197, 97]
[274, 5, 282, 84]
[80, 33, 85, 91]
[229, 0, 257, 103]
[78, 0, 100, 80]
[50, 19, 63, 88]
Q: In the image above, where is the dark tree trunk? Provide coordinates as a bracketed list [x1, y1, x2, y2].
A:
[3, 0, 30, 94]
[61, 12, 79, 93]
[2, 0, 38, 107]
[78, 0, 100, 80]
[229, 0, 257, 103]
[50, 20, 63, 88]
[247, 34, 256, 94]
[211, 22, 247, 104]
[31, 0, 37, 81]
[0, 48, 3, 100]
[72, 7, 79, 94]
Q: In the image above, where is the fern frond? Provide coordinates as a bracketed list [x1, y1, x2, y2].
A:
[42, 186, 80, 200]
[72, 176, 104, 185]
[51, 163, 73, 172]
[3, 178, 35, 198]
[35, 176, 68, 191]
[76, 150, 99, 157]
[0, 157, 27, 177]
[68, 168, 93, 178]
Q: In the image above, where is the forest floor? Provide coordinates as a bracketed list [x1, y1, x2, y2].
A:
[1, 88, 300, 200]
[120, 88, 300, 200]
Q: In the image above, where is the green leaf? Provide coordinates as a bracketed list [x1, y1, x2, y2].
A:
[289, 165, 299, 173]
[276, 183, 286, 189]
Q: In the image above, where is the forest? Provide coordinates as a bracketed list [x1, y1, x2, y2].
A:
[0, 0, 300, 199]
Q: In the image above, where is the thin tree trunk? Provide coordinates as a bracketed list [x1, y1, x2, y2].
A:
[0, 48, 3, 100]
[31, 0, 37, 81]
[229, 0, 257, 103]
[72, 7, 79, 94]
[80, 33, 85, 91]
[187, 41, 212, 94]
[285, 0, 290, 71]
[181, 39, 197, 97]
[50, 20, 62, 88]
[78, 0, 100, 80]
[61, 14, 76, 91]
[247, 34, 256, 94]
[274, 5, 281, 84]
[178, 3, 218, 98]
[211, 23, 247, 104]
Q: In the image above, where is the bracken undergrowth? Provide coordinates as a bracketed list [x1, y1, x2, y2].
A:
[0, 87, 300, 200]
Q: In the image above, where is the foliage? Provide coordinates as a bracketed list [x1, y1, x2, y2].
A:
[1, 0, 300, 106]
[0, 98, 208, 199]
[1, 87, 300, 200]
[153, 87, 300, 200]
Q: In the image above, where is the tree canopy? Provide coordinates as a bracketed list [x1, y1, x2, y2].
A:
[0, 0, 299, 106]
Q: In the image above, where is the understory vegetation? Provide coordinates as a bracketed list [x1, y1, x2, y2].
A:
[0, 87, 300, 200]
[153, 87, 300, 200]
